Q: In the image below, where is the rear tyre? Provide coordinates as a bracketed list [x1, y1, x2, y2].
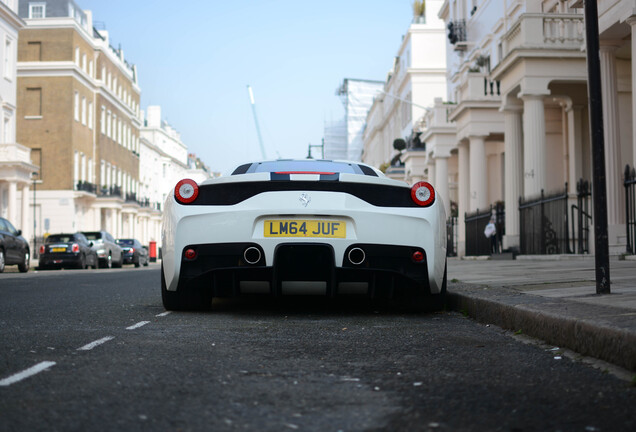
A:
[429, 261, 448, 312]
[161, 263, 182, 311]
[77, 254, 86, 270]
[161, 264, 212, 311]
[18, 251, 30, 273]
[0, 249, 5, 273]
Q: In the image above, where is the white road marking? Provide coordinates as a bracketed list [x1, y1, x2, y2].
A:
[77, 336, 114, 351]
[126, 321, 150, 330]
[0, 361, 56, 387]
[155, 311, 172, 317]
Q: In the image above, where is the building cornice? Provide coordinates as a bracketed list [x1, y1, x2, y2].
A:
[17, 61, 140, 122]
[23, 18, 137, 86]
[0, 1, 25, 30]
[448, 100, 502, 122]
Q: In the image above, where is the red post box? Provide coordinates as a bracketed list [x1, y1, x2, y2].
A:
[149, 241, 157, 262]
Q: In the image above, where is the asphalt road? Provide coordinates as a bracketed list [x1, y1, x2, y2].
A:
[1, 266, 635, 431]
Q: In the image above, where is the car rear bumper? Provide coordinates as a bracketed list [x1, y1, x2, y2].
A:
[39, 253, 82, 268]
[173, 242, 433, 299]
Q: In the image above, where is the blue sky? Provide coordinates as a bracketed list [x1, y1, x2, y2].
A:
[79, 1, 414, 173]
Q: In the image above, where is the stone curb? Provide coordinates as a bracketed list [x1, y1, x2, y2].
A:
[447, 290, 636, 372]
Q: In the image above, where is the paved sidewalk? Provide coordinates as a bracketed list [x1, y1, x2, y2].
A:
[447, 256, 636, 372]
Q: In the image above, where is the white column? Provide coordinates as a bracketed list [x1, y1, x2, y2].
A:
[629, 17, 636, 168]
[435, 155, 451, 218]
[599, 44, 624, 225]
[7, 182, 17, 225]
[427, 160, 436, 188]
[457, 141, 469, 257]
[503, 107, 523, 250]
[21, 185, 29, 239]
[521, 94, 547, 196]
[468, 135, 488, 211]
[566, 105, 584, 189]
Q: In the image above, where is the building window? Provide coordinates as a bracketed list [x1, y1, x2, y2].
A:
[107, 111, 112, 138]
[81, 96, 86, 125]
[4, 114, 11, 143]
[75, 47, 80, 65]
[100, 106, 105, 134]
[82, 53, 86, 72]
[101, 66, 106, 82]
[88, 102, 93, 129]
[88, 60, 93, 78]
[4, 37, 13, 80]
[25, 87, 42, 117]
[74, 92, 79, 121]
[74, 151, 79, 186]
[26, 41, 41, 61]
[28, 3, 46, 19]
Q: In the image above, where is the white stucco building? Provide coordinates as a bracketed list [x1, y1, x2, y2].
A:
[416, 0, 635, 256]
[362, 0, 448, 176]
[0, 0, 33, 239]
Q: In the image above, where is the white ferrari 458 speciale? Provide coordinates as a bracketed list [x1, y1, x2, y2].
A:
[161, 159, 447, 310]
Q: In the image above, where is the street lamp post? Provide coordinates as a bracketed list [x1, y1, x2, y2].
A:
[31, 172, 39, 258]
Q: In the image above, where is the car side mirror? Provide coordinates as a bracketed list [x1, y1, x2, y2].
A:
[16, 229, 22, 236]
[89, 241, 94, 247]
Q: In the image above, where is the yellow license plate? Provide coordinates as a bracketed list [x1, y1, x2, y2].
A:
[51, 247, 66, 252]
[264, 220, 346, 238]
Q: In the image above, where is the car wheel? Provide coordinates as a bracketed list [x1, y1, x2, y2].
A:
[161, 263, 182, 311]
[430, 260, 448, 312]
[0, 249, 5, 273]
[18, 251, 30, 273]
[101, 254, 112, 269]
[77, 254, 86, 270]
[113, 253, 123, 268]
[161, 263, 212, 311]
[143, 257, 149, 267]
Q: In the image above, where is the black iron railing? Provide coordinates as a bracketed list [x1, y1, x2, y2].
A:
[446, 216, 458, 257]
[76, 181, 97, 194]
[570, 178, 592, 254]
[625, 165, 636, 254]
[519, 185, 570, 255]
[447, 20, 466, 44]
[99, 185, 122, 198]
[465, 202, 504, 256]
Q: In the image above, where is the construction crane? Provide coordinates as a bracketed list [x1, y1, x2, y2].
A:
[246, 85, 267, 160]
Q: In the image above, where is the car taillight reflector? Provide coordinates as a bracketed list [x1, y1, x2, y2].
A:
[410, 182, 435, 207]
[72, 243, 80, 253]
[184, 248, 197, 260]
[412, 250, 424, 262]
[39, 245, 45, 254]
[175, 179, 199, 204]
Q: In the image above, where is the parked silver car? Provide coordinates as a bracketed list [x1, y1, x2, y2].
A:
[82, 231, 123, 268]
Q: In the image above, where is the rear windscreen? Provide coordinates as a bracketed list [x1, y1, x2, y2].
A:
[243, 161, 361, 175]
[47, 235, 73, 243]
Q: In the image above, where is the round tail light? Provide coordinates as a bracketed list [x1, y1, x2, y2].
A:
[411, 182, 435, 207]
[412, 250, 424, 262]
[39, 245, 45, 254]
[184, 248, 197, 260]
[72, 243, 80, 253]
[175, 179, 199, 204]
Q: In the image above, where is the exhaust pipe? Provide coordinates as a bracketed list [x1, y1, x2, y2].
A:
[243, 247, 262, 265]
[348, 247, 366, 265]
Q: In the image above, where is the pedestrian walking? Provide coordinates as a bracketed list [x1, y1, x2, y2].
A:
[484, 215, 498, 254]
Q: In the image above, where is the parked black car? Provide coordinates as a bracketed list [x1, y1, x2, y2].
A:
[82, 231, 123, 268]
[116, 238, 149, 267]
[0, 217, 30, 273]
[38, 233, 98, 270]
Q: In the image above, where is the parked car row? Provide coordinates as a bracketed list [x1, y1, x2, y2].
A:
[0, 217, 151, 273]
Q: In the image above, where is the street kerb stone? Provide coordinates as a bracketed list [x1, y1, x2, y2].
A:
[447, 287, 636, 372]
